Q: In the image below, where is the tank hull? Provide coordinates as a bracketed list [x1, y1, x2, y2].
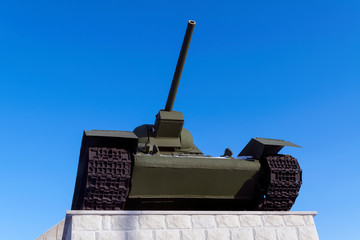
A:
[71, 131, 302, 211]
[129, 155, 260, 200]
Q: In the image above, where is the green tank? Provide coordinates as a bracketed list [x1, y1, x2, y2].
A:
[71, 20, 302, 211]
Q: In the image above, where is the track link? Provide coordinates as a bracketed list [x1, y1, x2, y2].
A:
[258, 155, 302, 211]
[83, 147, 132, 210]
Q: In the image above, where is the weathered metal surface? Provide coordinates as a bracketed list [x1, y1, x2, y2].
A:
[71, 131, 138, 210]
[82, 148, 132, 210]
[257, 155, 302, 211]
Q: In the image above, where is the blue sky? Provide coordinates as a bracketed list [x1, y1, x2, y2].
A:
[1, 1, 359, 239]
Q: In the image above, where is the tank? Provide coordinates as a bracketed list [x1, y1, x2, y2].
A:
[71, 20, 302, 211]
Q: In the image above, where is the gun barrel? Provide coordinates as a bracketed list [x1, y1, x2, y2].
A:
[165, 20, 195, 111]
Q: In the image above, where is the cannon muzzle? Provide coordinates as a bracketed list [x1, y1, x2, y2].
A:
[165, 20, 195, 111]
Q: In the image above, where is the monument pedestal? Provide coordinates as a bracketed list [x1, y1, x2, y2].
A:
[37, 210, 319, 240]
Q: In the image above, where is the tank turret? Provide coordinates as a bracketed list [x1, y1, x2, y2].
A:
[133, 20, 201, 155]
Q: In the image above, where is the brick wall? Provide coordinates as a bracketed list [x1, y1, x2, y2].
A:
[52, 211, 318, 240]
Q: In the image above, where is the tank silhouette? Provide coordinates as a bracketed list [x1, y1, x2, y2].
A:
[71, 20, 302, 211]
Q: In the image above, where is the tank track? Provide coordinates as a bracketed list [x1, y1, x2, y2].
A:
[258, 155, 302, 211]
[82, 147, 132, 210]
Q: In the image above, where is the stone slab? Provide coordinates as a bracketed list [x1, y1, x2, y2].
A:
[36, 219, 65, 240]
[37, 211, 319, 240]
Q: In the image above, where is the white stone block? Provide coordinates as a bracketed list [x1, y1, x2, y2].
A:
[276, 227, 298, 240]
[36, 219, 65, 240]
[181, 229, 206, 240]
[230, 228, 254, 240]
[41, 226, 56, 240]
[56, 220, 65, 239]
[216, 215, 240, 228]
[127, 230, 153, 240]
[155, 230, 181, 240]
[96, 231, 126, 240]
[166, 215, 192, 229]
[102, 215, 111, 230]
[45, 210, 319, 240]
[207, 229, 231, 240]
[283, 215, 305, 226]
[192, 215, 216, 228]
[303, 215, 315, 226]
[239, 215, 263, 227]
[254, 228, 277, 240]
[262, 215, 284, 227]
[298, 226, 319, 240]
[72, 231, 96, 240]
[109, 216, 139, 230]
[42, 236, 55, 240]
[72, 215, 102, 231]
[139, 215, 166, 229]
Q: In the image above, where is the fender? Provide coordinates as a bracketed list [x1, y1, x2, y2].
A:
[238, 137, 301, 159]
[72, 130, 138, 210]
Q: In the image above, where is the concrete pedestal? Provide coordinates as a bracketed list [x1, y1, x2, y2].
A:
[37, 211, 319, 240]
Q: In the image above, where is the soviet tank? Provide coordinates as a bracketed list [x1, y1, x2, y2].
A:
[71, 20, 302, 211]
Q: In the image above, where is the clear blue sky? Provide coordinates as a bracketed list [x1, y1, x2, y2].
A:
[1, 1, 359, 239]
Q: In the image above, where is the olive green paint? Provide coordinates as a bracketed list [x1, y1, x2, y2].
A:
[129, 155, 260, 199]
[239, 137, 301, 159]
